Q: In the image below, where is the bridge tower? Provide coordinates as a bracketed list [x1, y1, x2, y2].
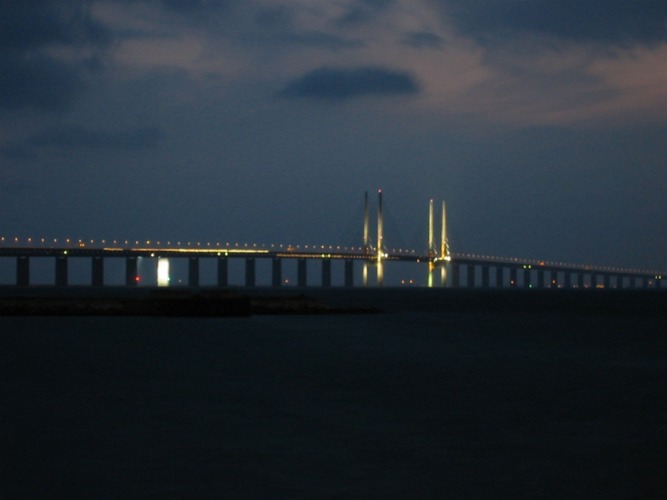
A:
[362, 189, 385, 287]
[428, 199, 449, 287]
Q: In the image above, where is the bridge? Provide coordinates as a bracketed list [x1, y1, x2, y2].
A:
[0, 191, 664, 289]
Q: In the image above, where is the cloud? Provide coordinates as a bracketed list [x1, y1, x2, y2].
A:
[0, 1, 111, 112]
[401, 31, 444, 49]
[442, 0, 667, 45]
[0, 54, 84, 111]
[279, 66, 419, 100]
[27, 125, 164, 149]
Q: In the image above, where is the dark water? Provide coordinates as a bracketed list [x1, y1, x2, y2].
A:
[1, 310, 666, 498]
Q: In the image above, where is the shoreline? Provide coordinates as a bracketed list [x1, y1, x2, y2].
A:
[1, 286, 666, 316]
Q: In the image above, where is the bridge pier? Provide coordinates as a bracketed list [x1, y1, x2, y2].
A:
[189, 257, 200, 287]
[55, 256, 68, 286]
[467, 264, 475, 288]
[298, 259, 307, 287]
[272, 257, 282, 287]
[564, 272, 571, 289]
[495, 266, 503, 288]
[217, 257, 228, 287]
[245, 258, 256, 287]
[481, 265, 490, 288]
[321, 259, 331, 287]
[17, 256, 30, 286]
[590, 273, 597, 289]
[523, 266, 531, 288]
[125, 256, 138, 286]
[344, 259, 354, 287]
[451, 263, 460, 288]
[603, 274, 611, 289]
[577, 272, 584, 289]
[509, 267, 518, 287]
[537, 269, 546, 288]
[92, 256, 104, 286]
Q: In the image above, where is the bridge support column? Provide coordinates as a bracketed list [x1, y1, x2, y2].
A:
[642, 276, 649, 289]
[616, 275, 625, 289]
[564, 272, 571, 289]
[467, 264, 475, 288]
[523, 266, 531, 288]
[590, 274, 597, 289]
[272, 258, 282, 287]
[344, 259, 354, 287]
[298, 259, 307, 287]
[603, 274, 611, 289]
[17, 256, 30, 286]
[217, 257, 228, 287]
[125, 256, 138, 286]
[495, 266, 503, 288]
[577, 273, 584, 289]
[451, 263, 460, 288]
[55, 256, 68, 286]
[550, 271, 559, 288]
[321, 259, 331, 287]
[481, 265, 490, 288]
[537, 269, 545, 288]
[188, 257, 200, 287]
[245, 258, 256, 287]
[92, 256, 104, 286]
[509, 267, 517, 287]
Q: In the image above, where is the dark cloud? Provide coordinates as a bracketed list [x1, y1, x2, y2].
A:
[336, 0, 394, 26]
[0, 1, 111, 51]
[402, 31, 444, 49]
[27, 126, 164, 149]
[443, 0, 667, 45]
[272, 32, 364, 50]
[0, 2, 111, 112]
[279, 66, 420, 100]
[0, 54, 83, 111]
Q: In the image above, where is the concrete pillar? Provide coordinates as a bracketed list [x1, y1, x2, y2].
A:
[577, 272, 584, 289]
[125, 256, 138, 287]
[564, 272, 572, 289]
[616, 275, 624, 289]
[17, 256, 29, 286]
[451, 263, 460, 288]
[550, 271, 559, 288]
[481, 265, 490, 288]
[344, 259, 354, 287]
[523, 267, 531, 288]
[55, 256, 68, 286]
[298, 259, 307, 287]
[321, 259, 331, 287]
[272, 257, 282, 287]
[188, 257, 200, 287]
[217, 257, 228, 287]
[495, 266, 504, 288]
[245, 258, 256, 287]
[467, 264, 475, 288]
[642, 276, 649, 289]
[509, 267, 517, 287]
[537, 269, 545, 289]
[603, 274, 611, 289]
[92, 256, 104, 286]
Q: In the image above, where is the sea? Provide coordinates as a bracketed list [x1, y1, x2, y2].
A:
[1, 290, 666, 498]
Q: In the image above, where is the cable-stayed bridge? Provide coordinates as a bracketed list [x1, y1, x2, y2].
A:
[0, 191, 664, 289]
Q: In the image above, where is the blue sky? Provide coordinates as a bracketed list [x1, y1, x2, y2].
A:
[1, 0, 666, 272]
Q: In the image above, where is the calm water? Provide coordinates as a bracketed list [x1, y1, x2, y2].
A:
[2, 310, 666, 498]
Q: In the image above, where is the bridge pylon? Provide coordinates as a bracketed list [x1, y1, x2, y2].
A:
[362, 189, 385, 287]
[428, 199, 450, 287]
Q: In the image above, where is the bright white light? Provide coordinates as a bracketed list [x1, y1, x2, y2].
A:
[157, 258, 170, 287]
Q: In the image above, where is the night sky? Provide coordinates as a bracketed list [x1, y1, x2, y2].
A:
[2, 1, 666, 271]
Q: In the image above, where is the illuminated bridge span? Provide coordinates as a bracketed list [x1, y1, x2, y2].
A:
[0, 192, 664, 289]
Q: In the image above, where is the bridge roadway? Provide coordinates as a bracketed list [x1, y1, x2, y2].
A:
[0, 245, 663, 289]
